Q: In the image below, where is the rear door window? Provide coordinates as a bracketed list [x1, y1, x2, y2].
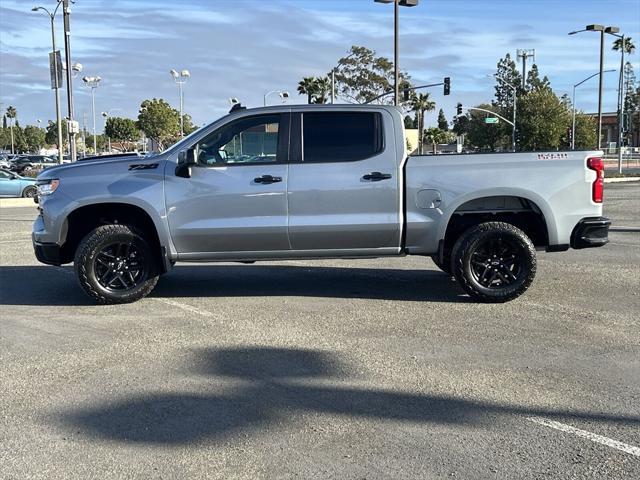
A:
[302, 112, 383, 163]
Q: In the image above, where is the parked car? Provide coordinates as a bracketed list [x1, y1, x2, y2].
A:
[32, 105, 610, 304]
[8, 155, 58, 174]
[0, 168, 38, 197]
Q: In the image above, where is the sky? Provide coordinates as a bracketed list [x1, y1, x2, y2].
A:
[1, 0, 639, 130]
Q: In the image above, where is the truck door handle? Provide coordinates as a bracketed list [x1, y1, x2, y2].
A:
[363, 172, 392, 182]
[254, 174, 282, 184]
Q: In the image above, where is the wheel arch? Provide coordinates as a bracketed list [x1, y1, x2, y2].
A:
[438, 189, 557, 253]
[59, 201, 169, 271]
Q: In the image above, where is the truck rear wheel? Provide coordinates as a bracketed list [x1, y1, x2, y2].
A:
[451, 221, 536, 303]
[74, 224, 159, 304]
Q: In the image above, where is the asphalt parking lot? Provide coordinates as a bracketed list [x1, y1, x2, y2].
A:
[1, 183, 639, 479]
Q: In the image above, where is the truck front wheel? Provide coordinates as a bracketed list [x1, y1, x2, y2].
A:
[74, 224, 159, 304]
[451, 221, 536, 303]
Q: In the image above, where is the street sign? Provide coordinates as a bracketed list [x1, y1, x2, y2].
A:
[49, 51, 63, 89]
[484, 117, 499, 124]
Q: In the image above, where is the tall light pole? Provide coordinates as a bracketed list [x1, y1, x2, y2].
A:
[82, 76, 101, 153]
[170, 69, 190, 137]
[374, 0, 419, 106]
[604, 27, 625, 173]
[62, 0, 79, 161]
[569, 24, 618, 149]
[571, 70, 615, 150]
[32, 4, 64, 164]
[263, 90, 290, 106]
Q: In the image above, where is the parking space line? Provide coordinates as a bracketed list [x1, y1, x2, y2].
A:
[527, 417, 640, 457]
[151, 297, 214, 317]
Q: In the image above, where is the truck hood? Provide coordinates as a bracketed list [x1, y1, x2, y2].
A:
[37, 153, 151, 180]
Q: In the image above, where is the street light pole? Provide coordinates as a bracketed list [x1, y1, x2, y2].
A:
[170, 69, 190, 137]
[605, 27, 625, 173]
[597, 28, 605, 149]
[568, 24, 620, 150]
[62, 0, 78, 162]
[393, 0, 399, 106]
[374, 0, 418, 106]
[263, 90, 290, 106]
[82, 76, 101, 153]
[571, 70, 615, 150]
[32, 4, 64, 164]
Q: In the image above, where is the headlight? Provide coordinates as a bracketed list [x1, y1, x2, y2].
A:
[36, 179, 60, 196]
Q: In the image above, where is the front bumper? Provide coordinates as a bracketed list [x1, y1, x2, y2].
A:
[32, 234, 63, 266]
[570, 216, 610, 249]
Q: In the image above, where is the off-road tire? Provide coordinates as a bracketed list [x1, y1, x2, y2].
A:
[74, 224, 159, 304]
[451, 221, 536, 303]
[22, 186, 37, 198]
[431, 252, 452, 275]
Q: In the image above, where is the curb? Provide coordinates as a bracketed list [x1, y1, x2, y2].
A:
[604, 177, 640, 183]
[0, 198, 37, 208]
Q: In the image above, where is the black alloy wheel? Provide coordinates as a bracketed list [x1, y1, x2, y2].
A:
[451, 221, 536, 303]
[94, 241, 147, 291]
[469, 236, 524, 288]
[74, 224, 159, 304]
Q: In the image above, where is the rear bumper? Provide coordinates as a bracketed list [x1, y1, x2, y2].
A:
[32, 234, 62, 266]
[570, 216, 610, 249]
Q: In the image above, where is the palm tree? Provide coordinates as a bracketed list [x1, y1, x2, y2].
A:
[5, 106, 17, 154]
[612, 37, 635, 55]
[410, 93, 435, 154]
[312, 77, 332, 104]
[297, 77, 319, 104]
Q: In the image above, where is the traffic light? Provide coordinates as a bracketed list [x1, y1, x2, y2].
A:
[443, 77, 450, 96]
[567, 127, 573, 146]
[456, 103, 463, 115]
[402, 83, 411, 102]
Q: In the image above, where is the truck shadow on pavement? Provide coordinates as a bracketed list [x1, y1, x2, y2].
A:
[0, 264, 467, 306]
[59, 346, 640, 445]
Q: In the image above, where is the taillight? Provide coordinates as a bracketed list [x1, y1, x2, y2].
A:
[587, 157, 604, 203]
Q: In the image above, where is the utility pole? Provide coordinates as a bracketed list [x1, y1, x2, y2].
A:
[62, 0, 77, 161]
[516, 49, 535, 89]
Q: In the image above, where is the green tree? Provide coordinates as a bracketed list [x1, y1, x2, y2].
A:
[525, 64, 551, 93]
[105, 117, 139, 150]
[137, 98, 181, 151]
[333, 45, 411, 104]
[493, 53, 523, 111]
[297, 76, 319, 104]
[612, 37, 635, 55]
[517, 89, 570, 151]
[424, 127, 454, 154]
[23, 125, 46, 153]
[45, 120, 68, 148]
[464, 104, 510, 152]
[312, 77, 332, 104]
[410, 93, 435, 154]
[437, 108, 448, 130]
[573, 113, 597, 150]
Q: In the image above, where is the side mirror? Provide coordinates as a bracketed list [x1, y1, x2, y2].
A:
[175, 147, 197, 178]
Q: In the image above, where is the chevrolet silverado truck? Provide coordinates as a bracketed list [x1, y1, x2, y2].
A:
[32, 105, 610, 304]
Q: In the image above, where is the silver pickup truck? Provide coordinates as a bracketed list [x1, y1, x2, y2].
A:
[32, 105, 610, 304]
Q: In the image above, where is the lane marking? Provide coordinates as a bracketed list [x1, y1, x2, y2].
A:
[527, 417, 640, 457]
[608, 242, 640, 248]
[151, 297, 215, 318]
